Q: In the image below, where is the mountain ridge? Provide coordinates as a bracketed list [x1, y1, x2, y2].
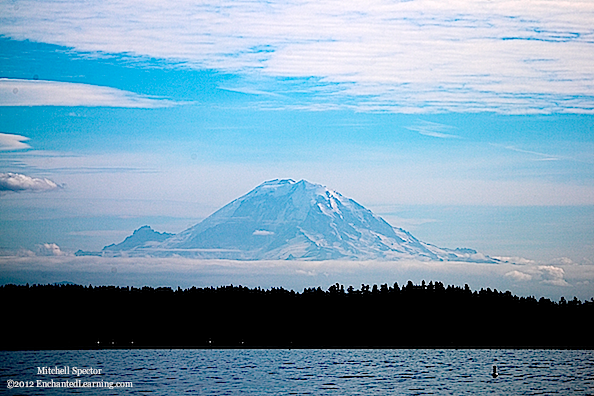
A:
[103, 225, 174, 252]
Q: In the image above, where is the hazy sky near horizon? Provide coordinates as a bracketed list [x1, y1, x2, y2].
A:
[1, 0, 593, 298]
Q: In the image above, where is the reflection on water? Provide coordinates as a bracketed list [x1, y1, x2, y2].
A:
[1, 349, 593, 395]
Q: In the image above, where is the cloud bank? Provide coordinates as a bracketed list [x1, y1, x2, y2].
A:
[0, 78, 173, 108]
[1, 0, 593, 113]
[0, 172, 62, 194]
[1, 255, 591, 300]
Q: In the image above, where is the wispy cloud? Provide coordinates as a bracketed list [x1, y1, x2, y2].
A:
[218, 86, 285, 98]
[0, 78, 174, 108]
[0, 133, 31, 151]
[490, 143, 560, 161]
[405, 121, 462, 139]
[1, 0, 593, 113]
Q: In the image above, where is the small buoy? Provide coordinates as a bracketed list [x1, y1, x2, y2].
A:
[492, 365, 499, 378]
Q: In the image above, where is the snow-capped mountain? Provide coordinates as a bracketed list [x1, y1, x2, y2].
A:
[101, 179, 498, 262]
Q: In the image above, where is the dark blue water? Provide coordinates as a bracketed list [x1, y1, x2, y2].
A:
[1, 349, 592, 395]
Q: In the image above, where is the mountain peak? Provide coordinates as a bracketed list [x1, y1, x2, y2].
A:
[249, 179, 323, 196]
[258, 178, 297, 187]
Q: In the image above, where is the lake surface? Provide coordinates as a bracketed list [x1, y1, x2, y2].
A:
[1, 349, 592, 395]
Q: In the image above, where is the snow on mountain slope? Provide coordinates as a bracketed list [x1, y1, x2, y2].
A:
[111, 179, 499, 262]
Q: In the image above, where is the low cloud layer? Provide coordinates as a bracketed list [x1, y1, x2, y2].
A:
[1, 255, 592, 301]
[0, 78, 174, 108]
[0, 172, 62, 194]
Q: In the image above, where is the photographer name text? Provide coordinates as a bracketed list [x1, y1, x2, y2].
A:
[37, 366, 102, 376]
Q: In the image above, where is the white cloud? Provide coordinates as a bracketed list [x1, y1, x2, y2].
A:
[0, 133, 31, 151]
[538, 265, 570, 287]
[502, 264, 571, 286]
[505, 270, 532, 282]
[0, 172, 62, 194]
[37, 243, 68, 256]
[0, 78, 174, 108]
[1, 0, 593, 113]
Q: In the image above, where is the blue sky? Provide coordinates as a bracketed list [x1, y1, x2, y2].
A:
[1, 0, 593, 298]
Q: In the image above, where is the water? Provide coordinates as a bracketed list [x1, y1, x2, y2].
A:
[1, 349, 592, 395]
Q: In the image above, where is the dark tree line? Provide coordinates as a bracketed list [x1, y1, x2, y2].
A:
[2, 281, 592, 350]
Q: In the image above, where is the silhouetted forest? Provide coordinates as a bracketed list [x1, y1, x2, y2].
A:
[2, 281, 592, 350]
